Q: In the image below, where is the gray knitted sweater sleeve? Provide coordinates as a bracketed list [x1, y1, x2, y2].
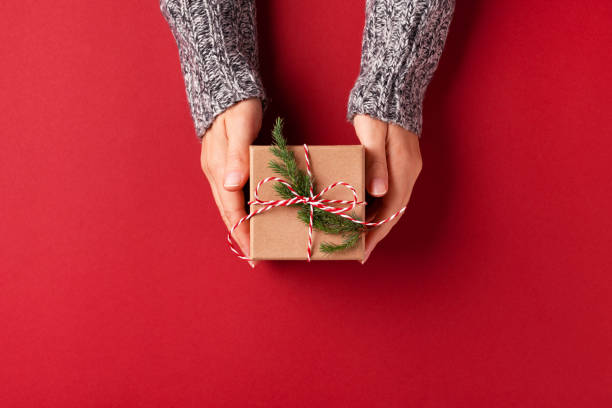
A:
[159, 0, 267, 138]
[160, 0, 454, 139]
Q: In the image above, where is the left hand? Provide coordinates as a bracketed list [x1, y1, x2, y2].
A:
[353, 114, 423, 263]
[200, 98, 262, 268]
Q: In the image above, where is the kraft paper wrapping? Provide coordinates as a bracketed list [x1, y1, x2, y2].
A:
[249, 145, 365, 261]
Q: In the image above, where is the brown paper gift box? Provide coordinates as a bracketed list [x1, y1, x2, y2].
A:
[249, 145, 365, 261]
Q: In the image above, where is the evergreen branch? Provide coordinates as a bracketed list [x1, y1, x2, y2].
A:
[297, 207, 363, 235]
[320, 231, 362, 254]
[267, 117, 365, 254]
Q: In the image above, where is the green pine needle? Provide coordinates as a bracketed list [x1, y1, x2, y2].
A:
[266, 117, 365, 254]
[320, 231, 362, 254]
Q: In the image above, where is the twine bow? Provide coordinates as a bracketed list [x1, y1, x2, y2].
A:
[228, 144, 406, 262]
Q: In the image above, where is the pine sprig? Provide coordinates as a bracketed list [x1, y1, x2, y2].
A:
[267, 117, 365, 254]
[320, 231, 361, 254]
[269, 118, 311, 198]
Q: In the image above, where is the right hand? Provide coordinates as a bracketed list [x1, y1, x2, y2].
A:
[352, 114, 423, 263]
[200, 98, 262, 267]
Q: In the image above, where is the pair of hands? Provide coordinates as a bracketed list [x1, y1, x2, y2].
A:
[200, 98, 422, 266]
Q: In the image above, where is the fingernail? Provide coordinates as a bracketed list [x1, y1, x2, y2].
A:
[370, 178, 387, 196]
[224, 171, 242, 188]
[248, 261, 256, 269]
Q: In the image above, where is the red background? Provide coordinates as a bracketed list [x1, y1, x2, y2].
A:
[2, 0, 612, 406]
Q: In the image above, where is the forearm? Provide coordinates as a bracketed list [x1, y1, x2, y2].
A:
[347, 0, 455, 136]
[160, 0, 267, 139]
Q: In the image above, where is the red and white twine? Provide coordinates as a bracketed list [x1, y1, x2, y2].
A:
[227, 144, 406, 262]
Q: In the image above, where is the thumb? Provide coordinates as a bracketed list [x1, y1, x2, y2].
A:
[353, 114, 389, 197]
[223, 120, 257, 191]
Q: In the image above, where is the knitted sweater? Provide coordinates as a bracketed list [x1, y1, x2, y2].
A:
[160, 0, 454, 139]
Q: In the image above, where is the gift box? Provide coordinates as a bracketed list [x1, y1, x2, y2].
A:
[249, 145, 365, 261]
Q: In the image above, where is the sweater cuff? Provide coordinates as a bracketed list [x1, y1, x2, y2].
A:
[161, 0, 267, 139]
[347, 66, 424, 136]
[346, 0, 455, 137]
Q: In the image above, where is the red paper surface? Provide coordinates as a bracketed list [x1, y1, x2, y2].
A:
[1, 1, 612, 406]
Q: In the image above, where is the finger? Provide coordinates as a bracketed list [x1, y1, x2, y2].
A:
[363, 211, 404, 263]
[207, 129, 255, 266]
[223, 114, 259, 191]
[203, 130, 242, 251]
[363, 198, 405, 263]
[203, 126, 256, 267]
[362, 127, 421, 263]
[365, 193, 382, 223]
[353, 114, 389, 197]
[223, 99, 262, 191]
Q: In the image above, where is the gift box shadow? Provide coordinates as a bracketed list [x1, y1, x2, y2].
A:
[254, 1, 483, 281]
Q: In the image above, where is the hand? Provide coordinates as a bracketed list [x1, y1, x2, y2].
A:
[200, 98, 262, 267]
[353, 114, 423, 263]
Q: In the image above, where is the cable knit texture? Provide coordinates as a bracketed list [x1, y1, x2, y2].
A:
[160, 0, 454, 139]
[160, 0, 267, 139]
[347, 0, 455, 136]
